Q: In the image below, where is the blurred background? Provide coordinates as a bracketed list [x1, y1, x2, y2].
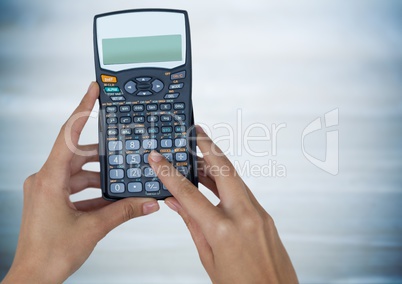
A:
[1, 0, 401, 283]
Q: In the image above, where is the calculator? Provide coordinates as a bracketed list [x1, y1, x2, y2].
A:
[93, 9, 197, 200]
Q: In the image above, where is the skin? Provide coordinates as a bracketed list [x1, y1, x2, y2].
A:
[2, 82, 298, 284]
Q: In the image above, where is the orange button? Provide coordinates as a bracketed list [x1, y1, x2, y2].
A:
[101, 75, 117, 83]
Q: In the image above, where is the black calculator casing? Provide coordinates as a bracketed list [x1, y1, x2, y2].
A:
[93, 9, 197, 200]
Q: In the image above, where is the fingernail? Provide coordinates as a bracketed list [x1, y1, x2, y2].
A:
[195, 125, 205, 134]
[149, 150, 163, 163]
[143, 201, 159, 215]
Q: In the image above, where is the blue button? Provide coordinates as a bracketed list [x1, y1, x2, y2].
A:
[104, 86, 121, 93]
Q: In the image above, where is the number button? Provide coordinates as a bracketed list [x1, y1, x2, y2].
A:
[128, 182, 143, 192]
[144, 167, 156, 178]
[127, 154, 141, 165]
[143, 139, 157, 150]
[110, 169, 124, 179]
[110, 183, 125, 193]
[127, 168, 141, 178]
[108, 141, 123, 151]
[109, 155, 123, 165]
[145, 181, 160, 192]
[126, 140, 140, 150]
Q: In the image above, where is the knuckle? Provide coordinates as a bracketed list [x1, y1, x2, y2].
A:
[213, 219, 235, 241]
[122, 202, 139, 221]
[240, 209, 265, 233]
[176, 181, 196, 198]
[262, 212, 276, 229]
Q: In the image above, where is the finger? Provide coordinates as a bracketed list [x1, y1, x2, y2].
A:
[197, 156, 216, 182]
[90, 198, 159, 238]
[148, 150, 222, 231]
[198, 171, 219, 198]
[46, 82, 99, 170]
[69, 171, 101, 194]
[195, 126, 251, 207]
[73, 197, 111, 212]
[71, 144, 99, 175]
[165, 197, 214, 272]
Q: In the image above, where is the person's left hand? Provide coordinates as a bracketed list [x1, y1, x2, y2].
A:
[2, 82, 160, 284]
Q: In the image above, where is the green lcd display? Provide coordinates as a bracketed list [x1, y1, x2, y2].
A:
[102, 34, 182, 65]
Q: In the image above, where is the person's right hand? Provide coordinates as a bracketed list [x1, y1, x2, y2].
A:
[148, 126, 298, 284]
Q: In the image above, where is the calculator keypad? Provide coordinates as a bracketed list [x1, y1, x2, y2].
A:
[104, 97, 190, 196]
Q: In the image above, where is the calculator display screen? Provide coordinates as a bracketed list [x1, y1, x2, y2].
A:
[102, 35, 182, 65]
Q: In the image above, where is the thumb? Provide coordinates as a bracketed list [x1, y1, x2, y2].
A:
[91, 198, 159, 238]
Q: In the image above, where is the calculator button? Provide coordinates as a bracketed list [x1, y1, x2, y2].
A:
[104, 86, 121, 93]
[151, 79, 164, 92]
[124, 81, 137, 94]
[108, 141, 123, 151]
[164, 93, 180, 99]
[121, 129, 132, 135]
[161, 126, 173, 134]
[111, 96, 125, 101]
[147, 116, 159, 123]
[134, 116, 145, 123]
[127, 168, 142, 178]
[134, 128, 146, 135]
[109, 155, 123, 165]
[107, 129, 118, 136]
[133, 105, 145, 112]
[175, 138, 187, 147]
[143, 139, 157, 150]
[162, 153, 173, 162]
[119, 105, 131, 112]
[110, 169, 124, 179]
[144, 153, 149, 164]
[145, 181, 160, 192]
[171, 71, 186, 80]
[127, 154, 141, 165]
[147, 104, 158, 111]
[175, 126, 186, 133]
[160, 115, 172, 122]
[148, 127, 159, 134]
[126, 140, 140, 150]
[177, 167, 189, 176]
[106, 106, 117, 113]
[161, 139, 173, 148]
[160, 103, 172, 111]
[120, 117, 132, 124]
[175, 152, 188, 162]
[175, 114, 186, 121]
[174, 103, 185, 110]
[107, 117, 118, 124]
[169, 83, 184, 90]
[163, 184, 168, 190]
[136, 77, 152, 82]
[101, 75, 117, 83]
[137, 91, 152, 96]
[144, 167, 156, 178]
[128, 182, 143, 193]
[110, 183, 125, 193]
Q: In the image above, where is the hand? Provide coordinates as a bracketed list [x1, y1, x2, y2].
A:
[148, 126, 298, 284]
[2, 82, 160, 284]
